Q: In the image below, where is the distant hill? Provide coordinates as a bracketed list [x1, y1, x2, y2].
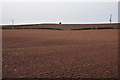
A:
[1, 23, 119, 30]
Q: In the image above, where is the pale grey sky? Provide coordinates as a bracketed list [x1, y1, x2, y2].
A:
[2, 2, 118, 25]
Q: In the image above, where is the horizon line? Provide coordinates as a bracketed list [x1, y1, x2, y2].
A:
[1, 22, 119, 26]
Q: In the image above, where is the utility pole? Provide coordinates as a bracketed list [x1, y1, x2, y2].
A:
[109, 14, 112, 27]
[12, 19, 14, 29]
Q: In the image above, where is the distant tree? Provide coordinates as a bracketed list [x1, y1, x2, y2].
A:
[59, 22, 62, 24]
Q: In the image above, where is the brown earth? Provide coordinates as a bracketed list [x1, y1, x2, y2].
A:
[2, 29, 118, 78]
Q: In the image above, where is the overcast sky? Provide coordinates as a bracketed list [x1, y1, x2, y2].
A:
[2, 2, 118, 25]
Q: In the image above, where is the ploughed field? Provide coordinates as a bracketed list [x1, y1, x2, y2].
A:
[2, 29, 118, 78]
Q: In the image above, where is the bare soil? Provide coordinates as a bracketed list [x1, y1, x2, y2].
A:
[2, 29, 118, 78]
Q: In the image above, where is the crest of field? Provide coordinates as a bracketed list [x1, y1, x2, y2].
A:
[2, 23, 119, 30]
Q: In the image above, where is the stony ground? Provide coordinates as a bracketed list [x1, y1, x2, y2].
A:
[2, 29, 118, 78]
